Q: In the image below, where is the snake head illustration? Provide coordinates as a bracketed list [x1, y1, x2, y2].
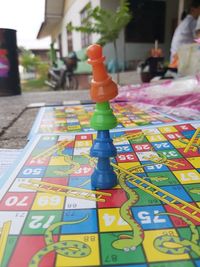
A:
[112, 234, 139, 252]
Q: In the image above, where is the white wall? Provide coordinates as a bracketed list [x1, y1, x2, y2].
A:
[61, 0, 100, 56]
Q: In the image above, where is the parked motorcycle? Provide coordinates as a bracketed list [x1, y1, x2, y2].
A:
[45, 52, 79, 90]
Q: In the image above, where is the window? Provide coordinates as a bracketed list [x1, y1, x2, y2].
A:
[125, 0, 166, 43]
[80, 3, 92, 48]
[67, 22, 73, 52]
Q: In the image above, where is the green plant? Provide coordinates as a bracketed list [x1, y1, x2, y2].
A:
[20, 49, 40, 72]
[49, 42, 57, 66]
[36, 62, 49, 78]
[20, 48, 49, 92]
[67, 0, 132, 83]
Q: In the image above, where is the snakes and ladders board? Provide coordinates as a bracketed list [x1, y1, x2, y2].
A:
[1, 122, 200, 267]
[28, 102, 180, 138]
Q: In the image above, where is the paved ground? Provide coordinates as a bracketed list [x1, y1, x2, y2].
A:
[0, 71, 141, 149]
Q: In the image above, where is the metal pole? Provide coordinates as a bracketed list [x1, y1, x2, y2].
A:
[178, 0, 185, 24]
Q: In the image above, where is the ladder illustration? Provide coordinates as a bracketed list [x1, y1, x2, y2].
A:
[33, 140, 72, 160]
[112, 163, 200, 223]
[184, 128, 200, 153]
[19, 179, 111, 202]
[144, 154, 185, 169]
[114, 132, 144, 143]
[0, 221, 11, 264]
[125, 132, 144, 141]
[162, 160, 185, 168]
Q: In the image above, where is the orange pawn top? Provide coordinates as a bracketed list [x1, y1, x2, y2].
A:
[87, 44, 118, 103]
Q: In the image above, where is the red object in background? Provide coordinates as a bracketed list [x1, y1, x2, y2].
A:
[0, 49, 8, 56]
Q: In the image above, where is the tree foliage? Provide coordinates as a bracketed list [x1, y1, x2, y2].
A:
[67, 0, 132, 82]
[20, 49, 40, 72]
[67, 0, 132, 46]
[19, 48, 49, 79]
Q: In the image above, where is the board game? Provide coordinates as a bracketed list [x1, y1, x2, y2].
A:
[1, 121, 200, 267]
[28, 102, 180, 137]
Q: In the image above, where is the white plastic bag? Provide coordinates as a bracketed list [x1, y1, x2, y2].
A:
[178, 43, 200, 75]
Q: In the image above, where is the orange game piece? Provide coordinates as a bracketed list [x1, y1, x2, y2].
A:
[87, 44, 118, 102]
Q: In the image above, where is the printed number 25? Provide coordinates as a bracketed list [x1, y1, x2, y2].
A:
[138, 210, 166, 224]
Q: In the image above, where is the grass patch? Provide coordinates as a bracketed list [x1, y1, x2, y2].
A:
[22, 77, 50, 92]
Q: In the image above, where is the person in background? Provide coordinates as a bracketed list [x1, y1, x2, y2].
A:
[170, 0, 200, 65]
[195, 15, 200, 38]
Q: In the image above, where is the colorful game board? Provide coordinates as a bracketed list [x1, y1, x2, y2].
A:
[29, 102, 180, 137]
[1, 121, 200, 267]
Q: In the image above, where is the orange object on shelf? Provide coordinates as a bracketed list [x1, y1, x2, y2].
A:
[150, 40, 163, 57]
[150, 48, 163, 57]
[87, 44, 118, 103]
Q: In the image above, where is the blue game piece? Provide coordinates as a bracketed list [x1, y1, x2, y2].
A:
[90, 130, 117, 189]
[91, 157, 117, 189]
[90, 130, 117, 158]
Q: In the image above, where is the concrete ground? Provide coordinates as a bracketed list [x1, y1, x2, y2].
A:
[0, 71, 141, 149]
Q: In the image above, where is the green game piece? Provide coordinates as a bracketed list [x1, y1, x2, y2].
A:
[90, 101, 117, 130]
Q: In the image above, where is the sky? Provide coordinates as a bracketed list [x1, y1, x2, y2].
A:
[0, 0, 51, 49]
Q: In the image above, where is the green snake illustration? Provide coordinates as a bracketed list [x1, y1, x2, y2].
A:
[111, 158, 200, 255]
[112, 168, 144, 251]
[83, 154, 170, 252]
[29, 216, 91, 267]
[118, 150, 200, 253]
[83, 155, 144, 253]
[85, 154, 166, 252]
[189, 188, 200, 195]
[112, 165, 200, 256]
[179, 136, 200, 152]
[54, 149, 81, 176]
[154, 212, 200, 256]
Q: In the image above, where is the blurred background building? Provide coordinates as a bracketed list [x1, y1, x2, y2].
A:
[37, 0, 191, 69]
